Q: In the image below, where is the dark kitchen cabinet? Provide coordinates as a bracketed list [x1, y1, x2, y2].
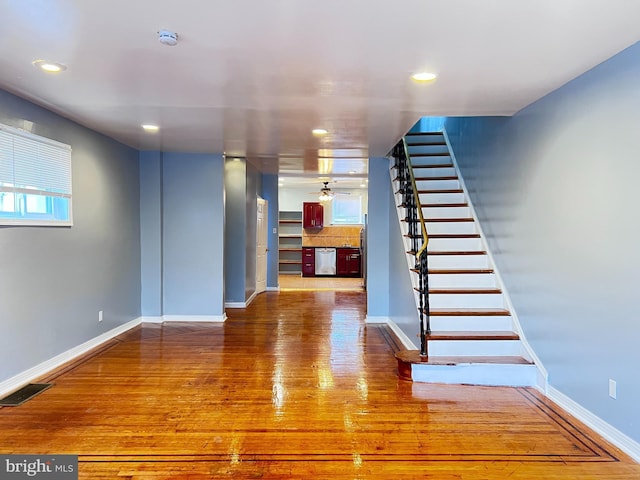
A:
[336, 248, 361, 277]
[303, 202, 323, 229]
[302, 247, 315, 277]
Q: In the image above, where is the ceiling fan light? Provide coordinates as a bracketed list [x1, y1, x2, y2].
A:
[318, 192, 332, 202]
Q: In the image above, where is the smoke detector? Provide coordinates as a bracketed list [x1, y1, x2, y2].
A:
[158, 30, 178, 46]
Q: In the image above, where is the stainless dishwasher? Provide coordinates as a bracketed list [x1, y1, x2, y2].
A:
[315, 248, 336, 275]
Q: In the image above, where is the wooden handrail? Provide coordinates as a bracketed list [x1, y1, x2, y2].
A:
[402, 138, 429, 257]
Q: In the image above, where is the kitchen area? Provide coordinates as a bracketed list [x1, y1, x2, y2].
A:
[278, 193, 367, 290]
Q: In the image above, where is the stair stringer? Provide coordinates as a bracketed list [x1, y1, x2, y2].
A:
[440, 129, 548, 390]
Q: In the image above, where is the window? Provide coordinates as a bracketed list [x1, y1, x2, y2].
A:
[0, 123, 72, 226]
[331, 195, 362, 225]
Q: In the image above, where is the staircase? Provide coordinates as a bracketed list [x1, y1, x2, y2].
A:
[390, 131, 538, 387]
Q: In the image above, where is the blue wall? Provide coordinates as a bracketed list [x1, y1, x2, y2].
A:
[445, 42, 640, 442]
[140, 152, 225, 317]
[262, 174, 280, 289]
[0, 89, 141, 383]
[366, 157, 391, 318]
[367, 156, 419, 340]
[139, 151, 162, 316]
[224, 158, 247, 303]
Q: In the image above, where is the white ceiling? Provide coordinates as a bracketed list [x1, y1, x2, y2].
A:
[1, 1, 639, 187]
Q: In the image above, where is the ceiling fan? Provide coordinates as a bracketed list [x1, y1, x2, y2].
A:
[309, 181, 351, 202]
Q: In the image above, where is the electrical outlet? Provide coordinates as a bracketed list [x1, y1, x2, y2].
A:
[98, 310, 103, 323]
[273, 228, 277, 234]
[609, 379, 617, 399]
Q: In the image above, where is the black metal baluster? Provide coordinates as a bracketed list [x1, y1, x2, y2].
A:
[392, 138, 430, 358]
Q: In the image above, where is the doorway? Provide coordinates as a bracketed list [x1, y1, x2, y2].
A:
[256, 198, 268, 295]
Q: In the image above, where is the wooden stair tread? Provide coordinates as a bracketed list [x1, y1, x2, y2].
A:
[415, 176, 458, 181]
[407, 250, 486, 256]
[405, 132, 443, 136]
[414, 287, 502, 294]
[429, 233, 481, 238]
[428, 250, 487, 255]
[417, 189, 463, 194]
[429, 268, 494, 274]
[395, 350, 532, 365]
[412, 164, 454, 169]
[411, 267, 494, 275]
[399, 203, 468, 209]
[410, 152, 451, 157]
[421, 203, 468, 208]
[427, 331, 520, 341]
[428, 308, 511, 316]
[403, 217, 474, 223]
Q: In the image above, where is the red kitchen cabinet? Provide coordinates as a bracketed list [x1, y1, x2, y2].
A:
[303, 202, 323, 229]
[336, 248, 361, 277]
[302, 247, 315, 277]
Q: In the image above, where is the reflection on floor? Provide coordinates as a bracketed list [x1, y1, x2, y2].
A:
[278, 274, 364, 291]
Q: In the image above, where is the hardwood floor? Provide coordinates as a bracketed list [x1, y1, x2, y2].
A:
[0, 290, 638, 479]
[278, 274, 363, 290]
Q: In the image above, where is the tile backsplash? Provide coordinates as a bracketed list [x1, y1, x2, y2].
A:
[302, 225, 362, 247]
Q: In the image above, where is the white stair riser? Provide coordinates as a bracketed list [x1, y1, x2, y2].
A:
[412, 157, 452, 167]
[429, 293, 506, 309]
[428, 254, 490, 269]
[414, 167, 457, 178]
[415, 179, 460, 190]
[429, 315, 513, 331]
[426, 222, 476, 235]
[407, 145, 449, 155]
[427, 238, 482, 251]
[428, 272, 497, 288]
[428, 340, 522, 357]
[411, 364, 537, 387]
[419, 192, 466, 204]
[422, 206, 471, 218]
[406, 135, 445, 144]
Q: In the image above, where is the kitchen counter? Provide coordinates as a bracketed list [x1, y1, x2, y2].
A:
[302, 246, 362, 277]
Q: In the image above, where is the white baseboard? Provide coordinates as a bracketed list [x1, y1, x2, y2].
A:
[364, 315, 390, 324]
[267, 286, 280, 292]
[365, 316, 417, 351]
[161, 314, 227, 322]
[546, 385, 640, 462]
[225, 302, 245, 308]
[226, 290, 259, 309]
[0, 316, 143, 398]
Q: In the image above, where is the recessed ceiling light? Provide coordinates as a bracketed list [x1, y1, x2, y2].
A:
[349, 170, 356, 175]
[411, 72, 438, 82]
[312, 128, 328, 136]
[32, 60, 67, 73]
[278, 183, 284, 187]
[360, 183, 366, 188]
[142, 124, 159, 132]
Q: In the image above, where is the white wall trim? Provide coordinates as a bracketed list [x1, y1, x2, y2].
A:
[442, 128, 548, 390]
[140, 315, 163, 324]
[365, 315, 390, 324]
[225, 290, 260, 309]
[161, 314, 227, 322]
[267, 286, 280, 292]
[225, 302, 246, 308]
[366, 315, 417, 351]
[545, 385, 640, 462]
[0, 316, 143, 398]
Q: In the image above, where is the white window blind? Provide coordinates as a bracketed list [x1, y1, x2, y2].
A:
[0, 123, 72, 226]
